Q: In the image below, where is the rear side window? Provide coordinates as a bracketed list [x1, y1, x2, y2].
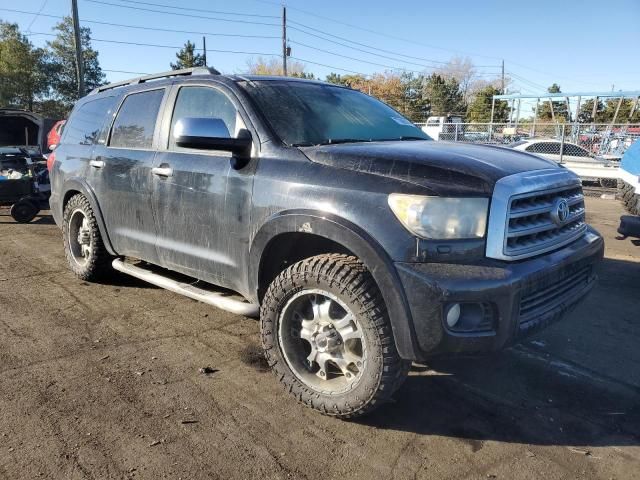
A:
[526, 142, 560, 155]
[63, 97, 116, 145]
[110, 89, 164, 149]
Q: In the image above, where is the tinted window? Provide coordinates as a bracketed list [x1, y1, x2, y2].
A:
[110, 89, 164, 149]
[64, 97, 116, 145]
[170, 87, 237, 149]
[240, 80, 428, 146]
[563, 144, 589, 157]
[526, 142, 560, 155]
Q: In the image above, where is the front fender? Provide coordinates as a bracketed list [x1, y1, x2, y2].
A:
[249, 210, 421, 360]
[58, 178, 117, 256]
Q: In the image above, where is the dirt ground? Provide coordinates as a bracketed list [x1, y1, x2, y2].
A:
[0, 196, 638, 480]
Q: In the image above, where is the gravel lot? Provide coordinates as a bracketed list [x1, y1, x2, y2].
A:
[0, 196, 638, 480]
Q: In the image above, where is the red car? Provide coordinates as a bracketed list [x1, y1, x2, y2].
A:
[47, 120, 65, 151]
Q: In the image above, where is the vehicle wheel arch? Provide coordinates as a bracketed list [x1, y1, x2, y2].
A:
[60, 178, 116, 256]
[250, 210, 421, 360]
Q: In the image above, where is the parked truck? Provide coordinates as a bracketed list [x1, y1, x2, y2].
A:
[50, 68, 604, 418]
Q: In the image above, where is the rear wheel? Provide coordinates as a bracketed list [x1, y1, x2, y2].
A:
[63, 194, 112, 281]
[10, 199, 39, 223]
[261, 254, 410, 418]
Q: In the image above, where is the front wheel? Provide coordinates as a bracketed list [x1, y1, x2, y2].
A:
[260, 254, 410, 418]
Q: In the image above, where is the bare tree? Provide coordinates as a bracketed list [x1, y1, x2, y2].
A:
[434, 56, 477, 101]
[245, 56, 312, 78]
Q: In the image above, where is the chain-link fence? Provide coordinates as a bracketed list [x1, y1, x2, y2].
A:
[415, 122, 640, 157]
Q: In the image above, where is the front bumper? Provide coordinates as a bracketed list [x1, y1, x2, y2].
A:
[395, 227, 604, 358]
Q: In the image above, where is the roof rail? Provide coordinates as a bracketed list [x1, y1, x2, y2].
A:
[90, 66, 221, 94]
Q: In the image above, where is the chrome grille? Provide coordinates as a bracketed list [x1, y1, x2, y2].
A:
[504, 185, 586, 257]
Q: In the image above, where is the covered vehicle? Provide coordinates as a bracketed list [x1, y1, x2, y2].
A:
[0, 109, 58, 154]
[0, 147, 50, 222]
[510, 138, 619, 186]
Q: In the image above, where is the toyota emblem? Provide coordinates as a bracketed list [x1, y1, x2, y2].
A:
[552, 198, 570, 225]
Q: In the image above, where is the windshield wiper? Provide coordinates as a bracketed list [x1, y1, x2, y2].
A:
[322, 138, 372, 145]
[293, 136, 425, 147]
[377, 136, 427, 141]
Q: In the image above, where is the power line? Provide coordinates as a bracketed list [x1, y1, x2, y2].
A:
[288, 22, 502, 76]
[290, 40, 432, 73]
[104, 0, 279, 18]
[507, 71, 549, 92]
[103, 68, 150, 75]
[266, 3, 608, 87]
[288, 22, 451, 66]
[0, 8, 280, 39]
[250, 0, 503, 61]
[25, 31, 278, 56]
[289, 38, 442, 71]
[84, 0, 281, 27]
[289, 56, 370, 77]
[25, 0, 49, 32]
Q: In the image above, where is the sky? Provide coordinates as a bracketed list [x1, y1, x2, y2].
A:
[2, 0, 640, 97]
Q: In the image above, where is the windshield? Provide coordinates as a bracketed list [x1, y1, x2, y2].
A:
[240, 80, 430, 146]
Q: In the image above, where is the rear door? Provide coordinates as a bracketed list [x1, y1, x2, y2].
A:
[90, 88, 167, 263]
[53, 96, 116, 213]
[152, 83, 255, 291]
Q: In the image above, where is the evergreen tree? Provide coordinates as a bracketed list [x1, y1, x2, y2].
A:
[0, 21, 48, 111]
[537, 83, 570, 122]
[46, 17, 104, 105]
[170, 41, 205, 70]
[466, 86, 509, 123]
[423, 74, 466, 117]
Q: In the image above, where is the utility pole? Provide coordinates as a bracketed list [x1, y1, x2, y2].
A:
[202, 36, 207, 66]
[71, 0, 85, 97]
[282, 6, 287, 76]
[501, 60, 505, 94]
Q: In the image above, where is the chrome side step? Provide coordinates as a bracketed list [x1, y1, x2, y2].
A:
[112, 259, 259, 317]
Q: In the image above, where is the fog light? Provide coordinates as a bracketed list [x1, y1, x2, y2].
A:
[445, 303, 461, 327]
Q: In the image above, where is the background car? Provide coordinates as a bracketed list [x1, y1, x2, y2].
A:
[47, 120, 66, 151]
[509, 138, 619, 187]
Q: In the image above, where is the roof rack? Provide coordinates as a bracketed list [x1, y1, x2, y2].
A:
[90, 66, 221, 94]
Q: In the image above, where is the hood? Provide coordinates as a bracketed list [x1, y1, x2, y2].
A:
[300, 140, 559, 195]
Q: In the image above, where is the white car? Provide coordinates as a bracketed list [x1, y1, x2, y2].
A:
[510, 138, 619, 186]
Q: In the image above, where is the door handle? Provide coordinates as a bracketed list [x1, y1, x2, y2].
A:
[151, 166, 173, 177]
[89, 159, 105, 168]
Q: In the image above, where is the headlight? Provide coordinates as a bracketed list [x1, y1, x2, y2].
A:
[388, 194, 489, 239]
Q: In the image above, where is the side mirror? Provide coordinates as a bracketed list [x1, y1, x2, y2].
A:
[174, 117, 252, 158]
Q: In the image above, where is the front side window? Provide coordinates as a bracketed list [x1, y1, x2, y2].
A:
[63, 96, 116, 145]
[169, 86, 238, 149]
[110, 89, 164, 149]
[239, 80, 429, 146]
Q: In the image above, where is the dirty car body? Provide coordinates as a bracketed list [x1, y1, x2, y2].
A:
[49, 69, 603, 416]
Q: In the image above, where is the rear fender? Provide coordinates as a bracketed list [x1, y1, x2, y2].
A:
[60, 178, 116, 256]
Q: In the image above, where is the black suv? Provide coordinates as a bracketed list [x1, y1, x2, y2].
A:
[50, 67, 604, 417]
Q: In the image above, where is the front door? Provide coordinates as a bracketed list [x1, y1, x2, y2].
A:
[91, 88, 166, 264]
[152, 84, 255, 293]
